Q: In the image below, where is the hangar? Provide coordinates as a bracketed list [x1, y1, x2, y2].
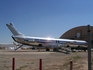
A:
[60, 25, 93, 46]
[5, 24, 93, 51]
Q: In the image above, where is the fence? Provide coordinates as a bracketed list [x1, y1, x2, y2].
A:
[12, 58, 73, 70]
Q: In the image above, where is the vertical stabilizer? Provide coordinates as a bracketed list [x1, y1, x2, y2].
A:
[6, 23, 22, 35]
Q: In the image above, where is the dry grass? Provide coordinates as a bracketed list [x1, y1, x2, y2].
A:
[0, 50, 92, 70]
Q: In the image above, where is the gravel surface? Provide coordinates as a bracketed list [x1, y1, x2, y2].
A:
[0, 50, 92, 70]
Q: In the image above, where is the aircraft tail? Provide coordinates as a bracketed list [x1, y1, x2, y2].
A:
[6, 23, 23, 35]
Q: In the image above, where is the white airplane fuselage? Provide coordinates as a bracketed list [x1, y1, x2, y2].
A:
[6, 23, 87, 49]
[12, 35, 87, 48]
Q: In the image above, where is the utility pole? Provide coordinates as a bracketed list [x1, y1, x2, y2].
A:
[87, 25, 92, 70]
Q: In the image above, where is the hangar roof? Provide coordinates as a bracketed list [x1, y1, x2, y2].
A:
[60, 25, 93, 41]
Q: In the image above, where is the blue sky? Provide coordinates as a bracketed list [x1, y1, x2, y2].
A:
[0, 0, 93, 43]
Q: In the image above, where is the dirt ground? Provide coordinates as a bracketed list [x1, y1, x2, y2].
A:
[0, 49, 93, 70]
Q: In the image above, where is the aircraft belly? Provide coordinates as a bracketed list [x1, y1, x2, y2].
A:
[29, 42, 39, 45]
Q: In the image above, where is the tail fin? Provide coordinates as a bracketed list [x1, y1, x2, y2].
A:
[6, 23, 22, 35]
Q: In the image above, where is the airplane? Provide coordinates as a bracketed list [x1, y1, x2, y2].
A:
[0, 43, 15, 50]
[6, 23, 87, 51]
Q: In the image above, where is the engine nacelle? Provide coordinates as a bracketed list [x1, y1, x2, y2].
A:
[38, 44, 42, 47]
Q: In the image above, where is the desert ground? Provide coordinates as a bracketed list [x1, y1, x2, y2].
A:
[0, 49, 93, 70]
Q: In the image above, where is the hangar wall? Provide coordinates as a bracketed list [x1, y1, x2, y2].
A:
[60, 26, 93, 45]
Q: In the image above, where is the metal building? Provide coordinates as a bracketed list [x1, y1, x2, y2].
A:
[60, 26, 93, 45]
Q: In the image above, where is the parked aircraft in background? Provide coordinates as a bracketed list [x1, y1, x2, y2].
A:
[0, 43, 33, 50]
[0, 43, 15, 50]
[6, 23, 87, 51]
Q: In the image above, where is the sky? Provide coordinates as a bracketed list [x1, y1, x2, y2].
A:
[0, 0, 93, 43]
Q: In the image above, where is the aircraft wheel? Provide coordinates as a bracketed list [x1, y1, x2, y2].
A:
[66, 45, 70, 47]
[46, 48, 49, 51]
[53, 48, 58, 52]
[84, 49, 86, 52]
